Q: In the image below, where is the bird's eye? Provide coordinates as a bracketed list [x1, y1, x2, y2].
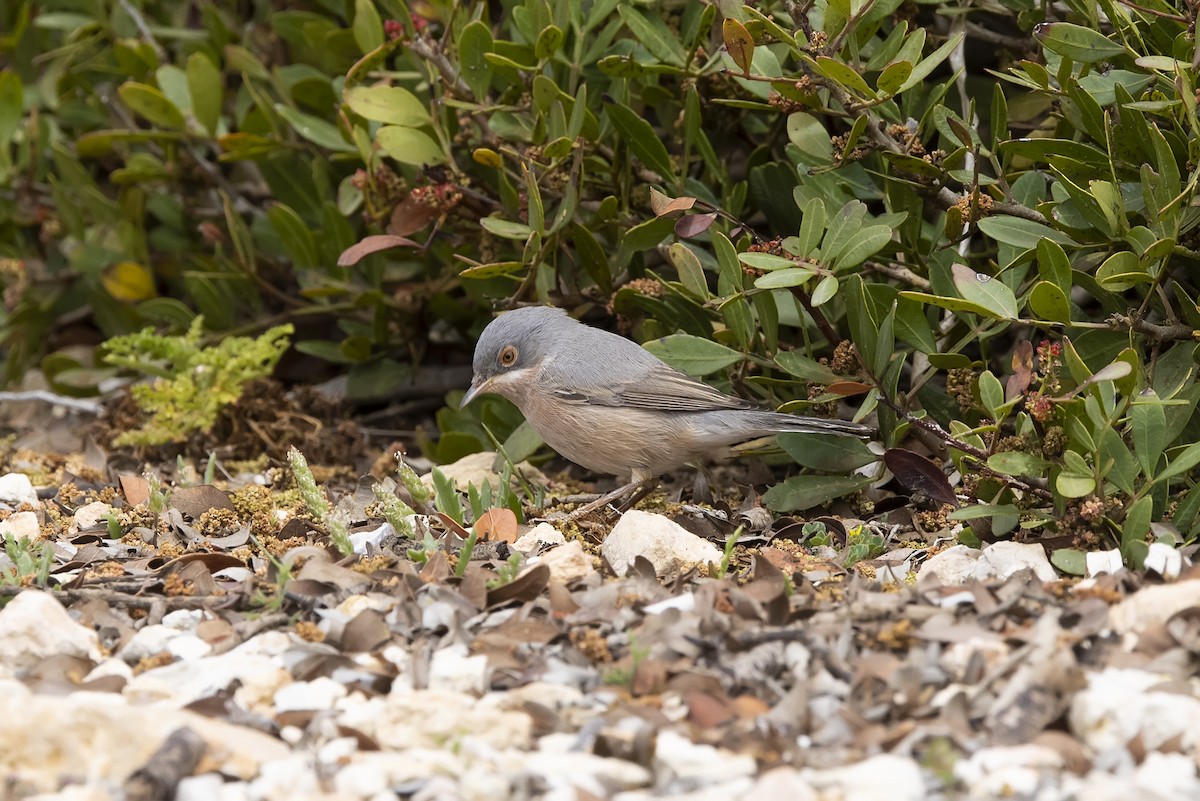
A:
[498, 345, 519, 367]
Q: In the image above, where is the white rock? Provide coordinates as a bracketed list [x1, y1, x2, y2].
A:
[377, 688, 532, 751]
[72, 501, 113, 532]
[1069, 667, 1200, 754]
[653, 730, 757, 792]
[161, 609, 205, 630]
[0, 590, 103, 671]
[537, 540, 595, 585]
[1144, 542, 1183, 580]
[0, 473, 38, 508]
[602, 511, 723, 577]
[0, 692, 288, 792]
[117, 624, 184, 662]
[975, 541, 1056, 582]
[0, 511, 40, 540]
[916, 545, 981, 586]
[427, 642, 489, 694]
[644, 593, 696, 615]
[1132, 752, 1200, 798]
[350, 521, 396, 555]
[1086, 548, 1123, 577]
[124, 652, 289, 711]
[800, 754, 926, 801]
[524, 751, 652, 796]
[514, 522, 566, 553]
[1109, 579, 1200, 635]
[737, 767, 817, 801]
[274, 677, 348, 712]
[954, 744, 1063, 798]
[333, 749, 465, 796]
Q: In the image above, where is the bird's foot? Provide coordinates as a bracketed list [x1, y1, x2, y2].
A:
[564, 478, 658, 521]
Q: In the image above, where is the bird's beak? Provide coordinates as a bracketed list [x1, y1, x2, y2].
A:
[460, 377, 490, 408]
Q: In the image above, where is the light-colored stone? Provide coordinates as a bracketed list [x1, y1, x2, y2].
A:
[0, 691, 288, 793]
[524, 751, 653, 796]
[602, 510, 723, 577]
[737, 767, 817, 801]
[427, 642, 489, 694]
[72, 501, 113, 532]
[514, 522, 566, 553]
[954, 744, 1063, 798]
[124, 652, 290, 711]
[332, 749, 465, 797]
[422, 451, 547, 493]
[800, 754, 926, 801]
[916, 544, 981, 586]
[377, 688, 533, 751]
[653, 730, 756, 792]
[1069, 667, 1200, 755]
[0, 510, 40, 540]
[1144, 542, 1183, 580]
[537, 540, 595, 585]
[0, 590, 103, 671]
[1086, 548, 1123, 577]
[1109, 579, 1200, 635]
[975, 541, 1056, 582]
[0, 472, 38, 508]
[274, 677, 348, 712]
[117, 624, 212, 663]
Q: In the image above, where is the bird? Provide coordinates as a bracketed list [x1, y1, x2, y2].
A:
[461, 306, 873, 514]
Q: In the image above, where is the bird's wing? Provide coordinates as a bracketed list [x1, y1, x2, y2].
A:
[551, 364, 754, 412]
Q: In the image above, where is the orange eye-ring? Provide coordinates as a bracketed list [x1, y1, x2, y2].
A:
[498, 345, 519, 367]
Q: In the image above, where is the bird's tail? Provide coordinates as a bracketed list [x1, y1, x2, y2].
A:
[741, 411, 874, 438]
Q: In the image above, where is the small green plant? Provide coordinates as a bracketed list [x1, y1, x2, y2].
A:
[103, 318, 292, 446]
[715, 526, 743, 579]
[844, 525, 886, 568]
[250, 542, 294, 612]
[144, 471, 169, 515]
[372, 485, 416, 540]
[405, 529, 441, 564]
[430, 467, 463, 525]
[801, 521, 831, 547]
[287, 447, 353, 557]
[395, 456, 432, 507]
[486, 552, 522, 589]
[455, 525, 478, 578]
[1, 537, 53, 586]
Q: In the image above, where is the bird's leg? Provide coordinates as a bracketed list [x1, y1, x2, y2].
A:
[567, 477, 658, 520]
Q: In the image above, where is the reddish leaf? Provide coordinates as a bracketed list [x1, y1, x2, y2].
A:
[883, 448, 959, 508]
[389, 195, 441, 236]
[475, 507, 518, 543]
[337, 235, 420, 267]
[1007, 340, 1034, 401]
[675, 212, 717, 238]
[650, 189, 697, 217]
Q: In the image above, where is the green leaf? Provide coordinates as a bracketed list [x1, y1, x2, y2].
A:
[276, 104, 355, 151]
[754, 267, 816, 289]
[0, 70, 24, 146]
[352, 0, 383, 53]
[796, 198, 826, 257]
[344, 86, 430, 127]
[1035, 22, 1127, 64]
[267, 203, 319, 269]
[1152, 441, 1200, 486]
[478, 217, 533, 239]
[831, 224, 892, 269]
[778, 433, 877, 471]
[642, 334, 742, 376]
[1028, 281, 1072, 323]
[896, 32, 963, 94]
[1131, 390, 1167, 479]
[978, 370, 1005, 421]
[786, 112, 833, 163]
[739, 252, 799, 271]
[185, 53, 221, 136]
[605, 100, 675, 181]
[775, 351, 841, 384]
[667, 243, 709, 300]
[458, 21, 494, 101]
[988, 451, 1051, 476]
[951, 263, 1019, 320]
[535, 24, 565, 59]
[1122, 496, 1152, 558]
[877, 61, 912, 96]
[1050, 548, 1087, 576]
[763, 474, 874, 512]
[1036, 238, 1072, 292]
[977, 216, 1075, 249]
[118, 82, 186, 129]
[1095, 250, 1150, 291]
[810, 274, 839, 306]
[1056, 472, 1096, 498]
[376, 125, 445, 165]
[617, 4, 685, 66]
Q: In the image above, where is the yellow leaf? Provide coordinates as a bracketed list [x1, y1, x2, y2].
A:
[472, 147, 502, 167]
[722, 19, 755, 76]
[102, 261, 157, 303]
